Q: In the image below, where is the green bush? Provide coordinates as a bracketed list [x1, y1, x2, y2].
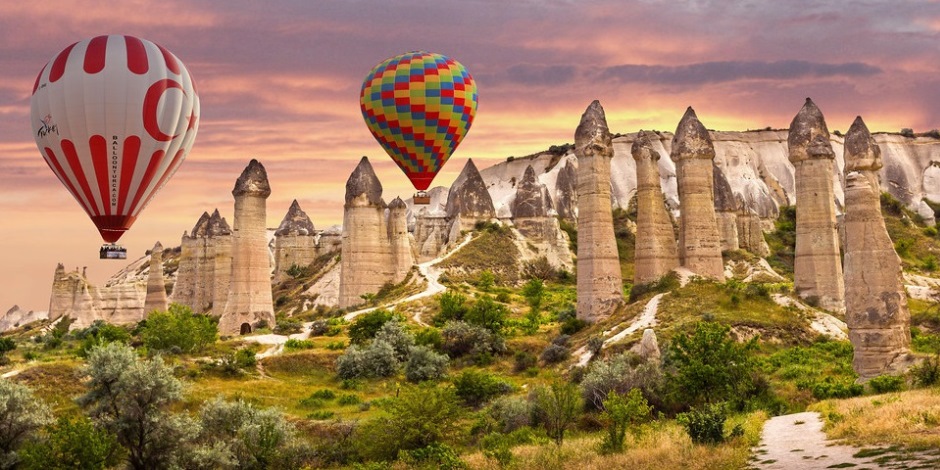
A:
[400, 443, 467, 470]
[337, 394, 361, 406]
[440, 321, 506, 361]
[599, 388, 651, 454]
[274, 318, 303, 335]
[910, 356, 940, 386]
[140, 303, 217, 354]
[453, 369, 510, 407]
[347, 309, 395, 345]
[465, 295, 508, 333]
[522, 278, 545, 312]
[335, 340, 399, 379]
[415, 328, 444, 350]
[309, 389, 336, 400]
[540, 344, 570, 364]
[483, 396, 533, 434]
[284, 339, 315, 351]
[868, 374, 905, 393]
[580, 352, 664, 410]
[532, 381, 582, 446]
[513, 351, 537, 373]
[677, 403, 735, 445]
[405, 345, 449, 383]
[233, 348, 257, 369]
[435, 292, 468, 326]
[0, 337, 15, 359]
[374, 320, 414, 362]
[0, 378, 53, 467]
[806, 377, 864, 399]
[666, 321, 759, 407]
[309, 319, 329, 336]
[77, 321, 131, 358]
[18, 414, 122, 470]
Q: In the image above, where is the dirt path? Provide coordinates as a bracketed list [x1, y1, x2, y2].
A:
[572, 293, 664, 367]
[1, 369, 22, 379]
[771, 294, 847, 340]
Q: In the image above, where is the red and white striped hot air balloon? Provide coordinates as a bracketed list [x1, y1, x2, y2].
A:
[30, 35, 199, 258]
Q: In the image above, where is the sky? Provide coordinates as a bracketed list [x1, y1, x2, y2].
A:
[1, 0, 939, 312]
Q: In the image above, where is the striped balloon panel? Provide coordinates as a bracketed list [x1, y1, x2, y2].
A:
[30, 35, 200, 243]
[360, 51, 477, 191]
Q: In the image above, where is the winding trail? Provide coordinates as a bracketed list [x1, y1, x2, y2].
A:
[771, 294, 847, 340]
[243, 234, 475, 356]
[572, 293, 665, 367]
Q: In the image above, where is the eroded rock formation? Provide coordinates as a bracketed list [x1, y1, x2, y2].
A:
[388, 197, 415, 283]
[575, 100, 623, 322]
[274, 200, 317, 283]
[788, 98, 845, 312]
[0, 305, 48, 333]
[220, 159, 275, 335]
[842, 116, 912, 377]
[714, 164, 740, 252]
[671, 107, 724, 280]
[446, 159, 496, 236]
[554, 159, 578, 222]
[511, 165, 573, 270]
[143, 242, 168, 314]
[632, 131, 679, 284]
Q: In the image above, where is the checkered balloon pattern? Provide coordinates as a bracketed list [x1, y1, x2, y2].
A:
[359, 51, 477, 191]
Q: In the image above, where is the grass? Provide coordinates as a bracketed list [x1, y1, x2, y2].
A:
[810, 388, 940, 450]
[438, 225, 521, 284]
[881, 192, 940, 274]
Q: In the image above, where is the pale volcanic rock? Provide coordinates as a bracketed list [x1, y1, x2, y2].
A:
[98, 282, 147, 325]
[511, 165, 573, 270]
[788, 99, 845, 313]
[220, 159, 276, 335]
[671, 107, 725, 280]
[143, 242, 168, 314]
[632, 131, 679, 285]
[48, 264, 103, 328]
[173, 212, 209, 310]
[413, 213, 449, 263]
[274, 200, 317, 283]
[388, 197, 416, 283]
[714, 164, 740, 252]
[0, 306, 48, 333]
[446, 159, 497, 233]
[339, 157, 394, 308]
[554, 159, 579, 221]
[736, 196, 771, 257]
[208, 209, 233, 314]
[842, 117, 912, 378]
[574, 100, 623, 322]
[636, 328, 661, 363]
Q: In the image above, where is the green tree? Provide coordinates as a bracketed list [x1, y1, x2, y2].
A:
[599, 388, 651, 453]
[0, 379, 52, 469]
[666, 321, 758, 407]
[18, 415, 122, 470]
[0, 338, 14, 365]
[355, 383, 464, 461]
[140, 303, 217, 354]
[78, 342, 196, 470]
[347, 309, 394, 345]
[533, 381, 582, 446]
[405, 346, 449, 383]
[465, 295, 508, 333]
[453, 369, 509, 407]
[477, 270, 496, 291]
[521, 278, 546, 312]
[78, 321, 132, 357]
[435, 291, 468, 326]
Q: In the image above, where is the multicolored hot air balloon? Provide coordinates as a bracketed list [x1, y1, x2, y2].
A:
[359, 51, 477, 203]
[30, 35, 200, 258]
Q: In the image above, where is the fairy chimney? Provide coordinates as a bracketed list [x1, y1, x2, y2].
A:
[388, 197, 415, 284]
[143, 241, 168, 314]
[842, 116, 912, 377]
[338, 157, 394, 308]
[445, 159, 496, 236]
[671, 107, 724, 279]
[208, 209, 233, 314]
[632, 131, 679, 284]
[788, 98, 845, 312]
[219, 159, 275, 335]
[274, 200, 317, 283]
[574, 100, 623, 322]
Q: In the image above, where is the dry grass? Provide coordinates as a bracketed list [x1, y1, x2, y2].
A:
[462, 411, 766, 470]
[810, 387, 940, 450]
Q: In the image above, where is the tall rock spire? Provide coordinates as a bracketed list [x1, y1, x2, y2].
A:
[670, 107, 724, 279]
[274, 200, 317, 283]
[574, 100, 623, 322]
[144, 241, 168, 314]
[842, 116, 911, 377]
[632, 130, 679, 284]
[788, 98, 844, 312]
[388, 197, 415, 283]
[445, 159, 496, 237]
[339, 157, 394, 308]
[220, 159, 275, 335]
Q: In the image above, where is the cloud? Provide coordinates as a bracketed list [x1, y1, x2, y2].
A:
[599, 60, 882, 86]
[503, 64, 579, 86]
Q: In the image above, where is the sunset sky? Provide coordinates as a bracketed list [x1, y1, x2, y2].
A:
[2, 0, 939, 312]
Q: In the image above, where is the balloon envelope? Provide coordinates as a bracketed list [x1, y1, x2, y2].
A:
[360, 51, 477, 191]
[30, 35, 200, 243]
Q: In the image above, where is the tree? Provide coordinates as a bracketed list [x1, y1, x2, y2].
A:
[405, 346, 449, 383]
[374, 320, 415, 362]
[599, 388, 651, 453]
[521, 278, 546, 312]
[77, 321, 132, 357]
[532, 381, 581, 446]
[0, 338, 14, 366]
[464, 295, 508, 333]
[666, 321, 758, 407]
[0, 379, 52, 469]
[435, 291, 468, 326]
[18, 415, 122, 470]
[347, 309, 394, 345]
[78, 342, 196, 470]
[140, 303, 218, 354]
[355, 383, 464, 461]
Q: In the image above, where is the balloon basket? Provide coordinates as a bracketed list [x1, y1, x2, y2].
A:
[100, 244, 127, 260]
[413, 191, 431, 205]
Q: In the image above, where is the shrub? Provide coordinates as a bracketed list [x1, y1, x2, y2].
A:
[587, 337, 604, 356]
[405, 345, 449, 383]
[355, 384, 464, 462]
[309, 389, 337, 400]
[309, 319, 329, 336]
[415, 327, 444, 350]
[337, 394, 361, 406]
[374, 320, 414, 362]
[522, 278, 546, 312]
[453, 369, 510, 407]
[435, 292, 468, 326]
[400, 443, 466, 470]
[513, 351, 537, 373]
[465, 295, 508, 333]
[540, 344, 570, 364]
[140, 303, 218, 354]
[581, 352, 665, 410]
[335, 340, 399, 380]
[233, 348, 257, 369]
[532, 381, 582, 446]
[560, 317, 588, 335]
[0, 337, 15, 359]
[477, 270, 496, 291]
[599, 388, 651, 454]
[0, 378, 53, 467]
[18, 414, 122, 470]
[274, 318, 303, 335]
[911, 356, 940, 386]
[807, 377, 864, 399]
[325, 341, 345, 350]
[194, 397, 304, 469]
[666, 321, 759, 407]
[77, 321, 131, 357]
[677, 403, 736, 445]
[440, 321, 506, 360]
[485, 396, 533, 434]
[868, 374, 905, 393]
[347, 309, 394, 345]
[284, 339, 315, 351]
